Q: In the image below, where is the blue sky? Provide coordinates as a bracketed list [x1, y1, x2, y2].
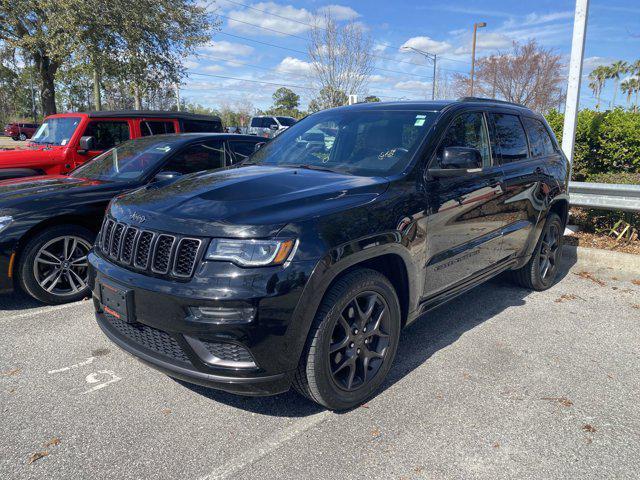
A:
[181, 0, 640, 111]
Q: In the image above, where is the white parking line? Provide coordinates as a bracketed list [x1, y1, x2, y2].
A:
[199, 411, 331, 480]
[48, 356, 96, 374]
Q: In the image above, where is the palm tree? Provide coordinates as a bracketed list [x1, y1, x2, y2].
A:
[621, 79, 632, 109]
[608, 60, 629, 108]
[588, 66, 608, 110]
[632, 77, 640, 113]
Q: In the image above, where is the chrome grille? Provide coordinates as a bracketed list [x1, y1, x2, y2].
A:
[98, 218, 203, 279]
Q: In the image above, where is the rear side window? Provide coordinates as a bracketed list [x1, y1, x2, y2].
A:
[522, 117, 555, 157]
[181, 120, 222, 133]
[140, 121, 175, 137]
[490, 114, 529, 163]
[83, 121, 131, 150]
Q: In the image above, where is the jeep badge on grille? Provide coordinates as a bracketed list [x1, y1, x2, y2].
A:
[130, 212, 146, 224]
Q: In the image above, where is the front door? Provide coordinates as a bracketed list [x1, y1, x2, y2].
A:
[420, 111, 506, 298]
[75, 119, 132, 169]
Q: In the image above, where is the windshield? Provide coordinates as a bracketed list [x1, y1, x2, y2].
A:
[70, 136, 180, 182]
[248, 109, 438, 176]
[276, 117, 296, 127]
[31, 117, 81, 146]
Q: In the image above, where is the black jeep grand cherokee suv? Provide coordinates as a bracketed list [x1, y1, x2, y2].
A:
[89, 98, 569, 410]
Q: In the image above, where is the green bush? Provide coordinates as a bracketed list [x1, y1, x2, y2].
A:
[585, 172, 640, 184]
[544, 108, 640, 180]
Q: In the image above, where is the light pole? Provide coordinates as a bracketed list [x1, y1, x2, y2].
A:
[469, 21, 486, 96]
[401, 46, 437, 100]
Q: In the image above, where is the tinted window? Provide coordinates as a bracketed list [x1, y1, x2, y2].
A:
[140, 121, 176, 137]
[248, 110, 437, 177]
[163, 140, 226, 174]
[181, 119, 222, 133]
[83, 121, 130, 150]
[491, 114, 529, 163]
[228, 141, 258, 163]
[436, 112, 490, 167]
[276, 117, 296, 127]
[522, 117, 555, 157]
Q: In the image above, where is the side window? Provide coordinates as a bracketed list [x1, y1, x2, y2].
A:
[228, 141, 258, 163]
[250, 117, 260, 127]
[140, 121, 176, 137]
[83, 121, 130, 150]
[490, 113, 529, 163]
[436, 112, 490, 167]
[181, 120, 222, 133]
[162, 141, 225, 174]
[522, 117, 555, 157]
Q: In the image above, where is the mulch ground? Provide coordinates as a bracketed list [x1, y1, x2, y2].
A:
[564, 231, 640, 255]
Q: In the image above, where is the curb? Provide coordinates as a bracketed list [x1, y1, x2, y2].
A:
[561, 244, 640, 278]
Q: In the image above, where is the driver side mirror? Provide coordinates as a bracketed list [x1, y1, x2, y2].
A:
[429, 146, 483, 178]
[254, 142, 266, 152]
[269, 124, 279, 131]
[78, 136, 95, 154]
[153, 171, 182, 183]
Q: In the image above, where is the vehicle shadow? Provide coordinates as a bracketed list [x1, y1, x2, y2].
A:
[178, 252, 577, 418]
[0, 289, 45, 311]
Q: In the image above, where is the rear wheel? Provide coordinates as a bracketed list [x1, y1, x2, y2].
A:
[18, 225, 95, 304]
[18, 133, 27, 141]
[509, 213, 563, 291]
[293, 268, 401, 410]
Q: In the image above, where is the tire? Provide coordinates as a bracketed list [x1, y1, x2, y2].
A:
[509, 213, 563, 291]
[18, 133, 27, 141]
[293, 268, 401, 410]
[11, 136, 18, 141]
[17, 225, 95, 305]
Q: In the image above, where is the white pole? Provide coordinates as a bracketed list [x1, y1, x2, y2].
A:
[562, 0, 589, 171]
[175, 83, 181, 112]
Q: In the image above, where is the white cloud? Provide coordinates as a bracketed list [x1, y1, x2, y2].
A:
[275, 56, 314, 76]
[400, 36, 454, 55]
[317, 5, 360, 21]
[226, 2, 313, 36]
[395, 80, 432, 91]
[202, 64, 225, 73]
[183, 59, 199, 69]
[199, 40, 254, 57]
[369, 74, 388, 83]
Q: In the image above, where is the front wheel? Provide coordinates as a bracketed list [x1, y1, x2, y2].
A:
[17, 225, 95, 304]
[509, 212, 563, 291]
[293, 268, 401, 410]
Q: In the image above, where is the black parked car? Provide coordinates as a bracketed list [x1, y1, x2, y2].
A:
[89, 98, 569, 410]
[0, 133, 264, 304]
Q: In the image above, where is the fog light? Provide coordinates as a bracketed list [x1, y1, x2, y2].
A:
[189, 306, 256, 324]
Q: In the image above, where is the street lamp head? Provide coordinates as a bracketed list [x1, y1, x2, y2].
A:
[476, 22, 487, 28]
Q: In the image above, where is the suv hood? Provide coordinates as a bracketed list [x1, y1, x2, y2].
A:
[111, 165, 389, 238]
[0, 144, 64, 167]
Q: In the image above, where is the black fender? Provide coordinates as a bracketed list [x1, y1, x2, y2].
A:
[282, 231, 418, 370]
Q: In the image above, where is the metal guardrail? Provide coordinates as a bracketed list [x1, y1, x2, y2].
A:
[569, 182, 640, 212]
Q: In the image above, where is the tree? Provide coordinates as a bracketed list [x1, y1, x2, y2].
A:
[470, 40, 564, 112]
[308, 86, 348, 112]
[307, 12, 374, 110]
[364, 95, 380, 103]
[621, 79, 633, 109]
[607, 60, 629, 108]
[588, 66, 608, 110]
[272, 87, 300, 110]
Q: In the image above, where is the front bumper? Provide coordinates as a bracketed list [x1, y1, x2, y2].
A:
[89, 251, 318, 396]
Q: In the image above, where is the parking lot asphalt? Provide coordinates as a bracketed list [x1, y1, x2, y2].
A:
[1, 258, 639, 480]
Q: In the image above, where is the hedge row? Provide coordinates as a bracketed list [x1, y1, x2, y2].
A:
[544, 109, 640, 181]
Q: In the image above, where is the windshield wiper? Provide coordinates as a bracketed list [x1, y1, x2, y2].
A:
[286, 164, 344, 174]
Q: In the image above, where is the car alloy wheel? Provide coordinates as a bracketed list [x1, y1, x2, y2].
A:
[19, 133, 27, 141]
[33, 236, 91, 296]
[329, 291, 392, 391]
[538, 223, 560, 281]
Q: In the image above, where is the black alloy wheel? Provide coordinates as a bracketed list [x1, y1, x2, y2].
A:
[293, 268, 401, 410]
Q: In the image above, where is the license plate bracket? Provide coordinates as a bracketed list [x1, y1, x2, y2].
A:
[99, 280, 135, 323]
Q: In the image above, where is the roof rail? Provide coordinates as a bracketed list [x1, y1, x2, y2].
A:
[457, 97, 526, 108]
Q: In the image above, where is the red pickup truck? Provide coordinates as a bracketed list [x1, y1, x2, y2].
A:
[0, 111, 222, 180]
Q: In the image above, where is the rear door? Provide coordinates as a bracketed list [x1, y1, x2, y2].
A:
[421, 110, 506, 297]
[489, 111, 546, 261]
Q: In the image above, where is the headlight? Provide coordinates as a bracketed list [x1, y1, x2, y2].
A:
[0, 215, 13, 234]
[205, 238, 296, 267]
